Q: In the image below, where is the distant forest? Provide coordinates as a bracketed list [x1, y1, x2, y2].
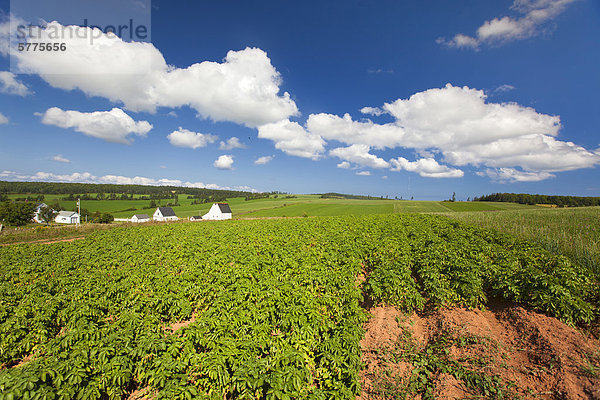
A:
[319, 192, 391, 200]
[474, 193, 600, 207]
[0, 181, 257, 199]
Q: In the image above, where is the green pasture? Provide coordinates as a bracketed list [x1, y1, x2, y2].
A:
[240, 199, 535, 217]
[5, 193, 537, 219]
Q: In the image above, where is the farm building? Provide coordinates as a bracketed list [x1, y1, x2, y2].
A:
[153, 207, 179, 222]
[55, 211, 80, 224]
[202, 203, 232, 220]
[131, 214, 150, 223]
[189, 216, 203, 221]
[32, 203, 48, 223]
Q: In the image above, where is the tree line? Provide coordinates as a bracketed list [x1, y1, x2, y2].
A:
[474, 193, 600, 207]
[319, 192, 391, 200]
[62, 193, 178, 201]
[0, 181, 256, 198]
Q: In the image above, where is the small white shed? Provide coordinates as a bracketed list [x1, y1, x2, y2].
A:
[131, 214, 150, 223]
[153, 207, 178, 222]
[202, 203, 232, 220]
[33, 203, 48, 223]
[189, 215, 203, 222]
[55, 211, 80, 224]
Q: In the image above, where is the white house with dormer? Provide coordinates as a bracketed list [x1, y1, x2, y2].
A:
[32, 203, 48, 223]
[202, 203, 232, 220]
[153, 207, 178, 222]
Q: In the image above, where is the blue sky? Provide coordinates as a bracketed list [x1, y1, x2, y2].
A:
[0, 0, 599, 199]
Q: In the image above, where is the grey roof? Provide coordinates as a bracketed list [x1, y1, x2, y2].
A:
[190, 216, 202, 220]
[217, 203, 232, 213]
[133, 214, 149, 219]
[157, 207, 176, 217]
[57, 211, 77, 217]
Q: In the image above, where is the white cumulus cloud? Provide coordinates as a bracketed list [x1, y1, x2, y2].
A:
[0, 71, 30, 96]
[258, 119, 326, 160]
[219, 137, 246, 150]
[439, 0, 578, 49]
[7, 21, 298, 127]
[329, 144, 390, 169]
[0, 112, 8, 124]
[40, 107, 152, 144]
[167, 127, 218, 149]
[307, 113, 401, 149]
[337, 161, 351, 169]
[214, 155, 234, 170]
[390, 157, 464, 178]
[494, 84, 516, 93]
[360, 106, 384, 116]
[482, 168, 555, 182]
[254, 155, 274, 165]
[307, 83, 599, 181]
[0, 170, 256, 191]
[356, 171, 371, 176]
[52, 154, 71, 163]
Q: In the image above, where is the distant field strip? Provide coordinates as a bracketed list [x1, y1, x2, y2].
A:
[243, 202, 395, 217]
[245, 200, 533, 217]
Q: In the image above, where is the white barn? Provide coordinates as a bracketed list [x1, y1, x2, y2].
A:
[131, 214, 150, 223]
[55, 211, 80, 224]
[32, 203, 48, 223]
[153, 207, 178, 222]
[202, 203, 232, 220]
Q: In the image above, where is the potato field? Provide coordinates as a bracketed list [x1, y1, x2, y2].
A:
[0, 215, 596, 399]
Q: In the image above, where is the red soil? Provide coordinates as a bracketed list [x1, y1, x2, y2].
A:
[359, 305, 600, 399]
[0, 236, 85, 246]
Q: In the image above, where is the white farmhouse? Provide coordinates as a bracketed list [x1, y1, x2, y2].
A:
[55, 211, 80, 224]
[153, 207, 179, 222]
[32, 203, 48, 223]
[131, 214, 150, 223]
[202, 203, 232, 220]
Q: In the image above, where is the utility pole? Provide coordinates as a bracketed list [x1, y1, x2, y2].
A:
[77, 198, 81, 227]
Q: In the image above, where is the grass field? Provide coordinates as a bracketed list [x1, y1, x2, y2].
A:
[242, 200, 394, 217]
[241, 199, 534, 217]
[445, 207, 600, 275]
[5, 193, 536, 220]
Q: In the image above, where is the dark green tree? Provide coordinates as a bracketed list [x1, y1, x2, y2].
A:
[98, 213, 114, 224]
[39, 206, 58, 225]
[0, 202, 36, 226]
[91, 212, 114, 224]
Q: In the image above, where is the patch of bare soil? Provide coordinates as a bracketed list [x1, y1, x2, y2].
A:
[127, 385, 157, 400]
[164, 313, 196, 334]
[0, 236, 85, 246]
[359, 305, 600, 399]
[0, 353, 34, 371]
